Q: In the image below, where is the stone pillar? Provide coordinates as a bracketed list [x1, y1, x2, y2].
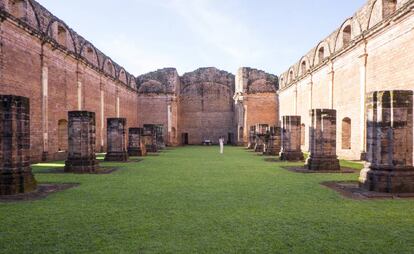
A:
[247, 126, 256, 149]
[155, 124, 165, 150]
[128, 128, 146, 156]
[280, 116, 304, 161]
[264, 126, 281, 156]
[359, 90, 414, 193]
[305, 109, 340, 171]
[143, 125, 157, 153]
[105, 118, 128, 161]
[65, 111, 99, 173]
[254, 124, 268, 153]
[0, 95, 37, 195]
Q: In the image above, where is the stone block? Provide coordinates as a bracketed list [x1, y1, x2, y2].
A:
[359, 90, 414, 193]
[305, 109, 340, 171]
[105, 118, 128, 162]
[0, 95, 37, 195]
[65, 111, 99, 173]
[128, 128, 146, 156]
[280, 116, 304, 161]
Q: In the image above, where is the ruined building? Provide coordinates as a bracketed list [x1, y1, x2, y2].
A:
[0, 0, 413, 169]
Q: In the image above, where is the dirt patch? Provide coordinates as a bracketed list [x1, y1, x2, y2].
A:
[37, 167, 120, 174]
[0, 183, 79, 203]
[282, 166, 356, 174]
[322, 181, 414, 200]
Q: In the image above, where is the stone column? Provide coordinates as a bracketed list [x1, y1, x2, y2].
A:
[264, 126, 282, 156]
[305, 109, 340, 171]
[280, 116, 304, 161]
[143, 125, 157, 153]
[105, 118, 128, 161]
[359, 90, 414, 193]
[65, 111, 99, 173]
[155, 124, 165, 150]
[128, 128, 146, 156]
[254, 124, 268, 153]
[0, 95, 37, 195]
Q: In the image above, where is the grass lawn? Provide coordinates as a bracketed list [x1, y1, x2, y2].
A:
[1, 146, 413, 253]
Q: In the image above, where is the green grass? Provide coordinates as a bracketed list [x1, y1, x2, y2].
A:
[1, 146, 413, 253]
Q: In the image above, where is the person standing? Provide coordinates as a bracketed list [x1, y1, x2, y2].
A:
[219, 136, 224, 154]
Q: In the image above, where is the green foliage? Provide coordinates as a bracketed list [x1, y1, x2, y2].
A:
[1, 147, 413, 253]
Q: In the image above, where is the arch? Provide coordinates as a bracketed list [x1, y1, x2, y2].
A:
[288, 68, 295, 83]
[129, 76, 137, 89]
[341, 117, 351, 149]
[79, 42, 100, 67]
[103, 58, 116, 77]
[298, 56, 310, 76]
[118, 68, 128, 84]
[5, 0, 41, 30]
[58, 119, 68, 152]
[46, 19, 77, 53]
[300, 123, 305, 146]
[342, 25, 352, 47]
[313, 41, 331, 66]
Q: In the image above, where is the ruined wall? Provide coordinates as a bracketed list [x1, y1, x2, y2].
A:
[136, 68, 180, 146]
[234, 67, 279, 145]
[0, 0, 138, 162]
[278, 0, 414, 160]
[180, 68, 235, 144]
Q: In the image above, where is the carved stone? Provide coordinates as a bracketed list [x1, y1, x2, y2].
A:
[0, 95, 37, 195]
[143, 124, 158, 153]
[105, 118, 128, 161]
[280, 116, 304, 161]
[305, 109, 340, 171]
[359, 90, 414, 193]
[65, 111, 99, 173]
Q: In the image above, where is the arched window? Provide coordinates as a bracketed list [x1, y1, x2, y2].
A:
[239, 127, 244, 140]
[342, 25, 351, 47]
[9, 0, 26, 19]
[342, 118, 351, 149]
[318, 47, 325, 64]
[289, 70, 294, 83]
[383, 0, 397, 18]
[58, 119, 68, 152]
[301, 61, 307, 75]
[57, 25, 67, 46]
[300, 123, 305, 146]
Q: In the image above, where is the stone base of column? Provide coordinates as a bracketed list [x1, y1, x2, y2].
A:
[305, 156, 340, 171]
[105, 152, 128, 162]
[359, 167, 414, 193]
[280, 151, 304, 161]
[128, 148, 146, 157]
[254, 144, 264, 153]
[64, 158, 99, 173]
[247, 143, 255, 149]
[264, 148, 279, 156]
[0, 169, 37, 195]
[146, 145, 158, 153]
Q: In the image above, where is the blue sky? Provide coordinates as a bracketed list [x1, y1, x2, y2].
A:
[36, 0, 366, 76]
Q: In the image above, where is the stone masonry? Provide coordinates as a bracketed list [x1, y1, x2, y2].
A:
[247, 126, 256, 149]
[105, 118, 128, 162]
[254, 124, 268, 153]
[0, 95, 37, 195]
[143, 124, 158, 153]
[305, 109, 340, 171]
[280, 116, 304, 161]
[359, 90, 414, 193]
[64, 111, 98, 173]
[128, 128, 145, 157]
[264, 126, 281, 156]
